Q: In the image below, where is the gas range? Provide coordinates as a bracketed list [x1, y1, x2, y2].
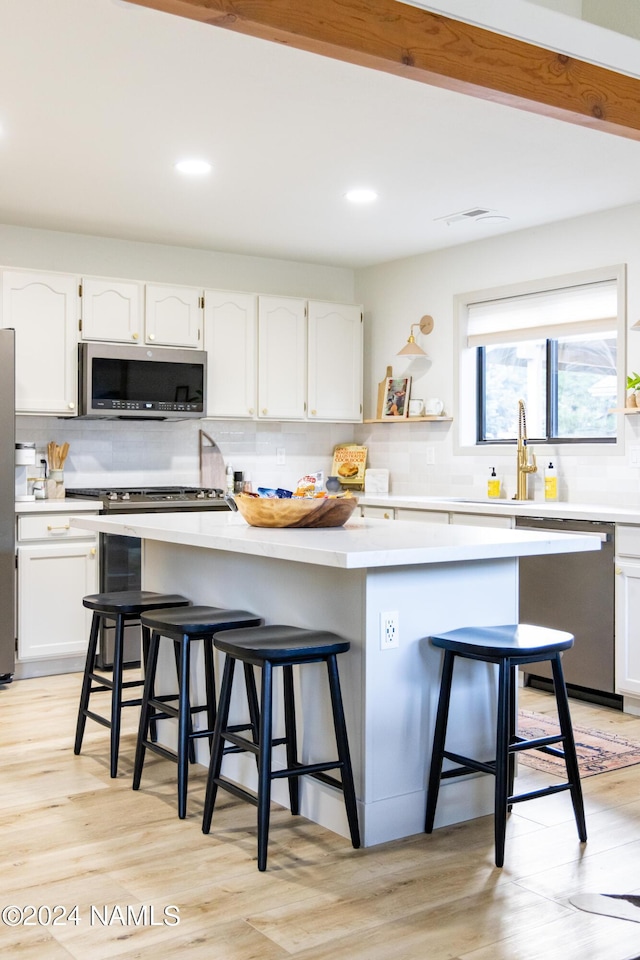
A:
[66, 486, 230, 513]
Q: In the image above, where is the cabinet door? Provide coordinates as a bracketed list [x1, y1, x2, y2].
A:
[1, 270, 78, 415]
[308, 301, 363, 421]
[615, 559, 640, 697]
[145, 284, 202, 348]
[449, 513, 514, 529]
[361, 506, 394, 520]
[17, 540, 98, 660]
[81, 277, 143, 343]
[258, 296, 306, 420]
[204, 290, 257, 418]
[396, 508, 449, 524]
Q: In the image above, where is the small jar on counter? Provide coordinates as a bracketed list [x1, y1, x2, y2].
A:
[234, 471, 244, 494]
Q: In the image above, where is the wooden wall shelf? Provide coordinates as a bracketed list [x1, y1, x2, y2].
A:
[611, 408, 640, 414]
[363, 415, 453, 423]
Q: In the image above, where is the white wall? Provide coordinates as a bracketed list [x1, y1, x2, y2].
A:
[8, 223, 357, 490]
[354, 202, 640, 506]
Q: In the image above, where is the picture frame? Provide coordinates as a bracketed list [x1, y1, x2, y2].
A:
[382, 376, 411, 419]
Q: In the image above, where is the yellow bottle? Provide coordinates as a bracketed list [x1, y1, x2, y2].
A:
[487, 467, 501, 498]
[545, 461, 558, 501]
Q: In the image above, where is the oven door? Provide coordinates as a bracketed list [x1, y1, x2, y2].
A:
[97, 531, 142, 669]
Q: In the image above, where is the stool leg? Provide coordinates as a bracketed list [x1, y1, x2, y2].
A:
[133, 630, 160, 791]
[244, 663, 260, 748]
[326, 654, 361, 849]
[508, 663, 518, 808]
[257, 661, 274, 872]
[173, 640, 196, 765]
[141, 625, 158, 744]
[202, 655, 236, 834]
[203, 636, 217, 751]
[74, 612, 100, 755]
[176, 636, 191, 819]
[551, 653, 587, 843]
[282, 665, 300, 815]
[109, 614, 125, 777]
[494, 657, 512, 868]
[425, 650, 455, 833]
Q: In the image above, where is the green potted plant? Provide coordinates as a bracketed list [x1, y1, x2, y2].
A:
[627, 372, 640, 407]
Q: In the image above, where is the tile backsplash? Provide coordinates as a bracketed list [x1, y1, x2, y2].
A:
[16, 414, 640, 507]
[16, 416, 358, 492]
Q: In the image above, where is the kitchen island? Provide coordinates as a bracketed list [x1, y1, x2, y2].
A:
[72, 510, 599, 846]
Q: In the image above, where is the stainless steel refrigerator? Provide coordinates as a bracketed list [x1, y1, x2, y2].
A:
[0, 329, 15, 681]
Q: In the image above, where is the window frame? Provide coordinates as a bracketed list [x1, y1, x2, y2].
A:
[454, 265, 626, 457]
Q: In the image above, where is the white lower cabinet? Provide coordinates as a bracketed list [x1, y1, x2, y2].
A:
[395, 508, 449, 524]
[449, 513, 514, 529]
[17, 514, 98, 662]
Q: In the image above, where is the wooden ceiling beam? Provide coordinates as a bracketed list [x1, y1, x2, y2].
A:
[125, 0, 640, 140]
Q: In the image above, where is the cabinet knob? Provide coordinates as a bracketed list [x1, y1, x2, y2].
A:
[311, 409, 317, 416]
[383, 512, 390, 520]
[148, 333, 155, 341]
[132, 332, 139, 340]
[90, 546, 96, 557]
[68, 401, 75, 410]
[262, 408, 267, 415]
[248, 408, 254, 415]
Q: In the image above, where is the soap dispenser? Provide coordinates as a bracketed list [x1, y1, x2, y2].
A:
[544, 462, 558, 501]
[487, 466, 501, 499]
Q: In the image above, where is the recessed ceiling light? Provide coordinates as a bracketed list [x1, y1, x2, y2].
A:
[174, 159, 212, 176]
[344, 188, 378, 204]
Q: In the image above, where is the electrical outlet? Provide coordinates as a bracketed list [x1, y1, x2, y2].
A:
[276, 447, 286, 465]
[380, 611, 399, 650]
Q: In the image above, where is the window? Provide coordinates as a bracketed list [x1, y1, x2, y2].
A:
[468, 278, 619, 444]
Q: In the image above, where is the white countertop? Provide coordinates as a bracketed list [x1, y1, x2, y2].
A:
[359, 494, 639, 524]
[70, 509, 600, 570]
[15, 498, 103, 514]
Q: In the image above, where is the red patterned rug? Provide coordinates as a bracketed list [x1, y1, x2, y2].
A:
[517, 710, 640, 777]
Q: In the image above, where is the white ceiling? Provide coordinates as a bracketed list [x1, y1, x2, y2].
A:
[1, 0, 640, 269]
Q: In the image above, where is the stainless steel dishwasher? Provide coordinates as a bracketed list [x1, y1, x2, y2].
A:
[515, 516, 617, 705]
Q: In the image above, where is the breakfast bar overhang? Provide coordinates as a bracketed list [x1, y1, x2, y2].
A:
[72, 511, 600, 847]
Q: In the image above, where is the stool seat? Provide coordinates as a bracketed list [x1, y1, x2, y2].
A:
[140, 605, 262, 637]
[430, 624, 575, 660]
[425, 623, 586, 868]
[133, 605, 263, 818]
[82, 590, 190, 617]
[203, 623, 360, 871]
[213, 624, 351, 662]
[74, 591, 191, 777]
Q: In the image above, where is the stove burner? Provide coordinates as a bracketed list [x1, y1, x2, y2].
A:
[66, 486, 228, 512]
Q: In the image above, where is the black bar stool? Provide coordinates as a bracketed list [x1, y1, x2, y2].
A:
[424, 623, 587, 867]
[74, 590, 191, 777]
[133, 605, 263, 819]
[202, 624, 361, 871]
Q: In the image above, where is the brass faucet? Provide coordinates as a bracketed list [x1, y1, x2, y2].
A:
[514, 399, 537, 500]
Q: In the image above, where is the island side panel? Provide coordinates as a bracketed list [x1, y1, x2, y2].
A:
[143, 540, 518, 847]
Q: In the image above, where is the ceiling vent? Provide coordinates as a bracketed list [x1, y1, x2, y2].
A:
[434, 206, 495, 226]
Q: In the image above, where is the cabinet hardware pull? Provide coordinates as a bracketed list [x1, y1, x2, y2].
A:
[47, 524, 70, 531]
[148, 333, 155, 340]
[68, 401, 75, 409]
[132, 332, 139, 340]
[90, 547, 96, 557]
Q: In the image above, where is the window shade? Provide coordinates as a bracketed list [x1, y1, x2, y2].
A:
[467, 280, 618, 347]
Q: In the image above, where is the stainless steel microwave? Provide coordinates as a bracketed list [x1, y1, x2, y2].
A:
[78, 342, 206, 419]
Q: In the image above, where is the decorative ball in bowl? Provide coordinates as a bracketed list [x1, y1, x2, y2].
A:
[234, 494, 358, 528]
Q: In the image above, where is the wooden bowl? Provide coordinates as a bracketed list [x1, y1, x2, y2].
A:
[234, 494, 358, 528]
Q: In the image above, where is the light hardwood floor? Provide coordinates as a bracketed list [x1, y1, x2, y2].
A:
[2, 673, 640, 960]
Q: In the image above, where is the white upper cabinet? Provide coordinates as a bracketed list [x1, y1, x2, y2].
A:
[204, 290, 257, 419]
[1, 270, 78, 415]
[307, 300, 363, 421]
[145, 283, 203, 348]
[258, 296, 307, 420]
[80, 277, 143, 343]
